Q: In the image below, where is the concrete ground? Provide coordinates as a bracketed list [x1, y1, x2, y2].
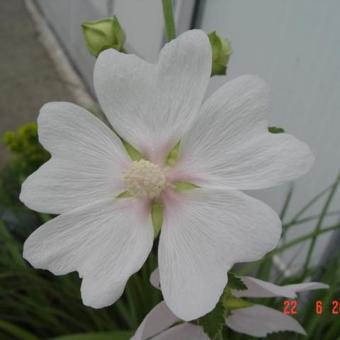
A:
[0, 0, 75, 167]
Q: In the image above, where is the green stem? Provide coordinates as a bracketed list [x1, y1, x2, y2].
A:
[280, 184, 294, 221]
[271, 223, 340, 256]
[303, 172, 340, 274]
[284, 176, 340, 231]
[162, 0, 176, 41]
[283, 210, 340, 227]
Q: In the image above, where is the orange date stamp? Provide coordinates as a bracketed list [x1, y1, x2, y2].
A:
[283, 300, 340, 315]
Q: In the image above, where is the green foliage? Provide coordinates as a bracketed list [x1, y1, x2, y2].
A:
[0, 123, 49, 207]
[199, 300, 225, 340]
[0, 319, 38, 340]
[3, 123, 49, 169]
[230, 174, 340, 340]
[52, 330, 132, 340]
[226, 272, 247, 291]
[0, 218, 161, 339]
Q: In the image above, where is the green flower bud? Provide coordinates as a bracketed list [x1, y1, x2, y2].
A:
[82, 16, 126, 57]
[208, 31, 232, 76]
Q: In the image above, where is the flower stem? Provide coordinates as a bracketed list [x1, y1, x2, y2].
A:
[162, 0, 176, 41]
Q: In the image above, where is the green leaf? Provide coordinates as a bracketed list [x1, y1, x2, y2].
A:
[165, 141, 181, 166]
[121, 139, 144, 161]
[0, 320, 38, 340]
[52, 331, 133, 340]
[227, 272, 247, 291]
[198, 300, 225, 340]
[151, 201, 163, 238]
[268, 126, 285, 133]
[0, 220, 26, 268]
[174, 182, 200, 192]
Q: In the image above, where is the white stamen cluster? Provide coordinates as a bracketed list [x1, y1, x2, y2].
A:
[123, 159, 166, 199]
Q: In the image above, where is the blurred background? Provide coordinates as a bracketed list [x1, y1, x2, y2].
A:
[0, 0, 339, 339]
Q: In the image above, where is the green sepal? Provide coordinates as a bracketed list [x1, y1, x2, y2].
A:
[208, 31, 232, 76]
[82, 16, 126, 57]
[151, 201, 163, 238]
[226, 272, 247, 291]
[174, 182, 200, 192]
[121, 139, 144, 161]
[198, 300, 225, 340]
[268, 126, 285, 133]
[116, 191, 132, 199]
[165, 141, 181, 166]
[223, 296, 253, 311]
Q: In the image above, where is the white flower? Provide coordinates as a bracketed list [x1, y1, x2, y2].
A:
[133, 276, 328, 339]
[20, 30, 314, 320]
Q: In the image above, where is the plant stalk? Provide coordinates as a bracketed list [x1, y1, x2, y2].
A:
[303, 172, 340, 274]
[162, 0, 176, 41]
[271, 223, 340, 256]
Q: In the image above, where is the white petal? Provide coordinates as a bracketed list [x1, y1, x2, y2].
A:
[177, 75, 314, 189]
[234, 276, 329, 298]
[158, 188, 281, 321]
[132, 301, 179, 340]
[226, 304, 306, 337]
[283, 282, 329, 294]
[152, 324, 209, 340]
[23, 198, 153, 308]
[20, 102, 129, 214]
[94, 30, 211, 159]
[150, 268, 160, 289]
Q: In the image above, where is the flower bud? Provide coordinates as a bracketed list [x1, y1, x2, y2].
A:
[208, 31, 232, 76]
[82, 16, 126, 57]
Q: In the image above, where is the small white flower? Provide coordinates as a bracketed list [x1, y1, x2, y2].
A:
[20, 30, 314, 320]
[133, 276, 328, 339]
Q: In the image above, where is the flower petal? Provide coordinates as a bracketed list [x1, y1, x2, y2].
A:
[234, 276, 329, 298]
[226, 304, 306, 337]
[23, 198, 153, 308]
[178, 75, 314, 189]
[152, 324, 209, 340]
[150, 268, 160, 289]
[132, 301, 179, 340]
[94, 30, 211, 159]
[20, 102, 129, 214]
[158, 188, 281, 321]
